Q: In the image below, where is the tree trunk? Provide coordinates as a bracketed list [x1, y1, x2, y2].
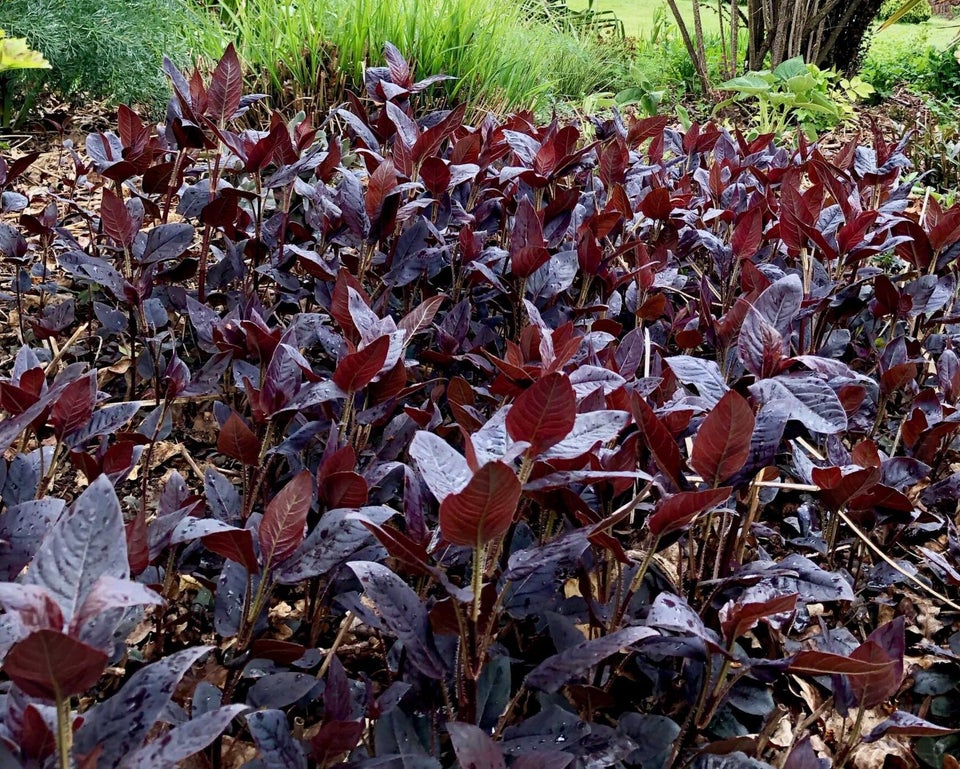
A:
[744, 0, 885, 72]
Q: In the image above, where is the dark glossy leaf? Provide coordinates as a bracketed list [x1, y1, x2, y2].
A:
[121, 704, 248, 769]
[74, 646, 212, 768]
[739, 306, 785, 379]
[140, 223, 194, 264]
[347, 561, 446, 679]
[247, 672, 320, 709]
[540, 410, 630, 460]
[0, 498, 64, 581]
[525, 626, 657, 692]
[66, 402, 140, 448]
[68, 576, 162, 650]
[246, 709, 308, 769]
[749, 374, 846, 434]
[665, 356, 728, 406]
[446, 722, 506, 769]
[862, 711, 960, 743]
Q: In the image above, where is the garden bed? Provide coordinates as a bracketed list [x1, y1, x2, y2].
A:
[0, 44, 959, 769]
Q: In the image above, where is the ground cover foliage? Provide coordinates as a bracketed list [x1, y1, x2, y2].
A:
[0, 43, 960, 769]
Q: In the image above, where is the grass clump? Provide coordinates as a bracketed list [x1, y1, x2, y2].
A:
[0, 0, 211, 128]
[201, 0, 633, 117]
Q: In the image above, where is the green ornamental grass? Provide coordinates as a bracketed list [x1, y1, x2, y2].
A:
[202, 0, 633, 116]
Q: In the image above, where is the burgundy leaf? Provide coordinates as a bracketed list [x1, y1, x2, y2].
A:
[439, 462, 521, 547]
[398, 294, 446, 338]
[260, 471, 314, 568]
[4, 629, 108, 699]
[99, 188, 135, 247]
[206, 43, 243, 126]
[640, 187, 671, 220]
[731, 206, 763, 259]
[333, 336, 390, 393]
[217, 412, 261, 466]
[446, 722, 507, 769]
[365, 159, 398, 220]
[310, 721, 365, 765]
[719, 591, 797, 643]
[50, 373, 96, 440]
[789, 650, 897, 677]
[849, 617, 904, 707]
[505, 373, 576, 456]
[691, 390, 755, 486]
[648, 487, 732, 538]
[203, 528, 260, 574]
[510, 197, 548, 278]
[631, 396, 682, 485]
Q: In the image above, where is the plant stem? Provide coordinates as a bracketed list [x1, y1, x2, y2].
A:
[56, 690, 72, 769]
[471, 543, 485, 624]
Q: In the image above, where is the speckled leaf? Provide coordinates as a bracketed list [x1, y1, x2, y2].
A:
[246, 709, 308, 769]
[74, 646, 212, 769]
[23, 475, 127, 619]
[120, 705, 248, 769]
[347, 561, 446, 679]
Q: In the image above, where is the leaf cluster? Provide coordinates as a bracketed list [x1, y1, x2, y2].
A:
[0, 42, 959, 769]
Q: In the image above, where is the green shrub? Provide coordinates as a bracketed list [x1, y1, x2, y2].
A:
[0, 0, 210, 128]
[919, 45, 960, 97]
[877, 0, 932, 22]
[859, 32, 933, 96]
[201, 0, 633, 117]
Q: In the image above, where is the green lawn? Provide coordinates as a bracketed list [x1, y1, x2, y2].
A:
[569, 0, 959, 52]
